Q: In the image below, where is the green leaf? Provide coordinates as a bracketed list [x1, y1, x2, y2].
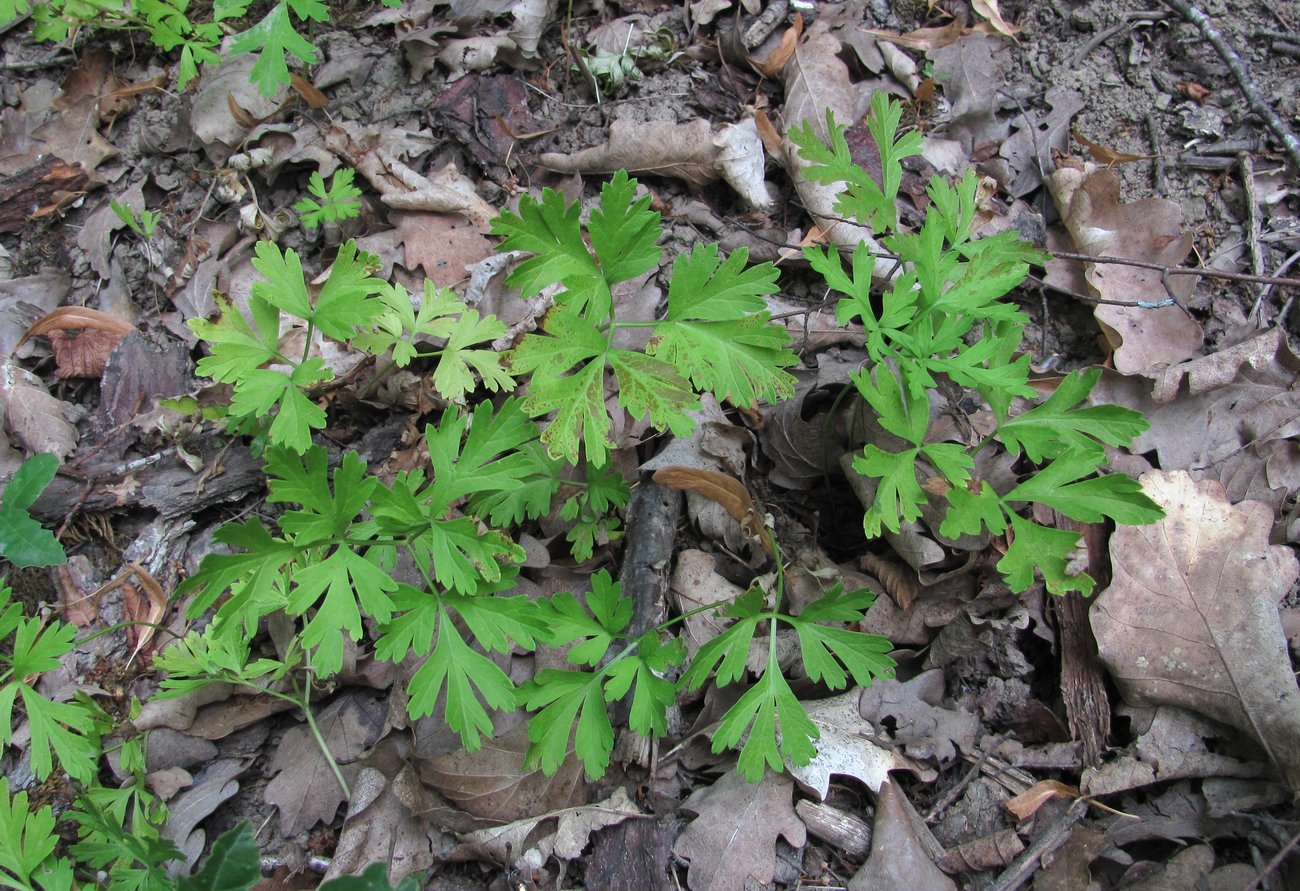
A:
[602, 633, 685, 738]
[852, 445, 924, 537]
[609, 350, 699, 436]
[0, 454, 66, 568]
[940, 480, 1007, 539]
[998, 512, 1091, 595]
[267, 447, 376, 543]
[786, 586, 895, 689]
[0, 777, 59, 891]
[310, 240, 386, 340]
[588, 170, 662, 293]
[289, 545, 397, 676]
[295, 168, 363, 228]
[178, 822, 260, 891]
[175, 519, 295, 620]
[539, 570, 631, 666]
[524, 360, 610, 467]
[679, 587, 766, 691]
[491, 187, 609, 319]
[997, 369, 1150, 462]
[1004, 450, 1164, 525]
[850, 365, 929, 446]
[424, 397, 539, 511]
[228, 1, 319, 97]
[319, 862, 423, 891]
[190, 295, 279, 385]
[713, 668, 819, 781]
[649, 244, 796, 408]
[517, 668, 612, 779]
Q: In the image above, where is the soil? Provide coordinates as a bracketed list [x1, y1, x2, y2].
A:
[2, 0, 1299, 889]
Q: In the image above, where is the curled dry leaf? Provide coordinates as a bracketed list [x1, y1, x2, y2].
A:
[652, 466, 774, 556]
[859, 552, 922, 611]
[538, 118, 773, 211]
[1004, 779, 1079, 821]
[20, 306, 134, 379]
[1045, 160, 1204, 374]
[971, 0, 1021, 39]
[1091, 471, 1300, 792]
[867, 14, 968, 52]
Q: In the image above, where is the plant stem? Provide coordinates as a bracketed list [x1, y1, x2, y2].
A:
[299, 678, 352, 799]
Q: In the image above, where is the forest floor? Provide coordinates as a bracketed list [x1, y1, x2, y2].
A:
[2, 0, 1300, 889]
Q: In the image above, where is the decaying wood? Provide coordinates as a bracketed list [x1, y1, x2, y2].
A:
[0, 157, 89, 233]
[795, 799, 872, 858]
[1056, 521, 1113, 767]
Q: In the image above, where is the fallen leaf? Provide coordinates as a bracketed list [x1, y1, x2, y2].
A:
[1000, 88, 1086, 197]
[449, 786, 643, 869]
[1081, 705, 1268, 796]
[0, 361, 78, 458]
[162, 758, 243, 874]
[265, 692, 386, 835]
[929, 33, 1010, 152]
[789, 690, 933, 799]
[971, 0, 1021, 39]
[668, 550, 747, 657]
[857, 669, 979, 763]
[420, 723, 588, 823]
[1072, 127, 1159, 165]
[324, 765, 436, 885]
[849, 780, 955, 891]
[1091, 471, 1300, 792]
[539, 118, 773, 211]
[393, 211, 494, 288]
[866, 14, 968, 52]
[21, 307, 134, 379]
[673, 769, 806, 891]
[1004, 779, 1079, 820]
[652, 467, 772, 555]
[1046, 160, 1204, 373]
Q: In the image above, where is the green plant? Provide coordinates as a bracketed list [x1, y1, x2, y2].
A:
[0, 0, 402, 96]
[111, 199, 160, 240]
[789, 93, 1164, 594]
[296, 168, 364, 229]
[0, 455, 67, 569]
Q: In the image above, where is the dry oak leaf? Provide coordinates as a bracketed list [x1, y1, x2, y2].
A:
[857, 669, 979, 763]
[849, 779, 956, 891]
[1091, 471, 1300, 793]
[1046, 161, 1203, 374]
[673, 769, 806, 891]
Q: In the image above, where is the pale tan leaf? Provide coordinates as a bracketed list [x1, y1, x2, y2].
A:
[1004, 779, 1079, 820]
[0, 361, 78, 458]
[324, 765, 436, 885]
[971, 0, 1021, 39]
[865, 14, 968, 52]
[1091, 471, 1300, 792]
[789, 690, 934, 800]
[673, 770, 806, 891]
[539, 119, 718, 186]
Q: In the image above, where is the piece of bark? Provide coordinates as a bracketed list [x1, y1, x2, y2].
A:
[937, 829, 1025, 873]
[1055, 518, 1111, 767]
[0, 157, 89, 234]
[795, 800, 872, 858]
[583, 816, 677, 891]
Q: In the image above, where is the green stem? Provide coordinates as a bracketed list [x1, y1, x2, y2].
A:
[299, 677, 352, 799]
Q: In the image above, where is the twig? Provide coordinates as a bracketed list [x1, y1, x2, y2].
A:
[926, 737, 1004, 824]
[1146, 113, 1168, 196]
[989, 798, 1089, 891]
[1161, 0, 1300, 170]
[1051, 249, 1300, 289]
[1254, 247, 1300, 322]
[1070, 22, 1130, 66]
[1239, 153, 1267, 322]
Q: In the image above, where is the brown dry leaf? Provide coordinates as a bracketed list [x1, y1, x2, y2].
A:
[780, 21, 888, 262]
[790, 690, 933, 800]
[1004, 779, 1079, 820]
[1081, 705, 1268, 796]
[264, 692, 386, 835]
[928, 33, 1009, 152]
[652, 466, 775, 556]
[22, 307, 134, 379]
[857, 669, 979, 763]
[753, 12, 803, 76]
[1072, 127, 1158, 165]
[859, 552, 922, 611]
[420, 724, 588, 823]
[669, 550, 746, 657]
[866, 14, 968, 52]
[1091, 471, 1300, 792]
[1033, 826, 1106, 891]
[449, 786, 643, 869]
[849, 780, 956, 891]
[1045, 160, 1203, 373]
[392, 211, 494, 288]
[673, 769, 806, 891]
[162, 759, 243, 874]
[324, 765, 436, 885]
[999, 88, 1086, 198]
[0, 361, 78, 458]
[971, 0, 1021, 39]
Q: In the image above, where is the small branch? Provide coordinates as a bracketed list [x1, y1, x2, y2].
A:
[1240, 820, 1300, 891]
[1162, 0, 1300, 170]
[1051, 250, 1300, 289]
